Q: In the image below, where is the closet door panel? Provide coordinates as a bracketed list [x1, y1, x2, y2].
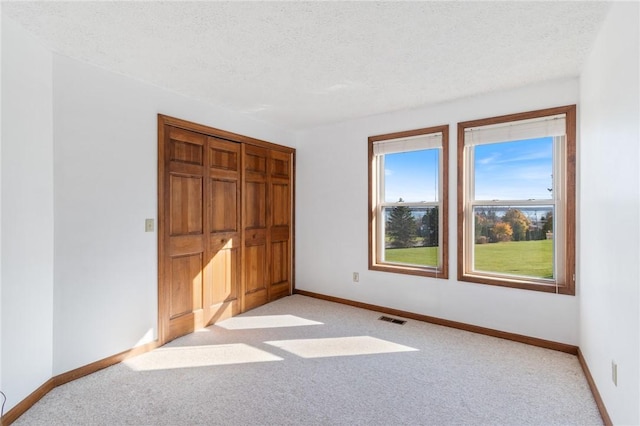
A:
[268, 150, 293, 302]
[204, 137, 242, 324]
[243, 145, 269, 310]
[209, 245, 240, 305]
[209, 180, 237, 232]
[245, 182, 267, 228]
[162, 126, 207, 341]
[170, 254, 203, 319]
[169, 175, 203, 235]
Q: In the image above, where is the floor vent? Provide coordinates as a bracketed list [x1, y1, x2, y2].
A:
[378, 316, 407, 325]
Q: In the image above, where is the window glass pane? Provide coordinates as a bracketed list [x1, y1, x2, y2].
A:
[384, 149, 439, 203]
[383, 205, 439, 267]
[473, 205, 554, 279]
[474, 137, 553, 201]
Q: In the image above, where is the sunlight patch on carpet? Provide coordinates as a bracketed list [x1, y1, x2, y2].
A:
[217, 314, 323, 330]
[123, 344, 283, 371]
[265, 336, 418, 358]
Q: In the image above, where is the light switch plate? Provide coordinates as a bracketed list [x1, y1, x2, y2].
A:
[145, 218, 154, 232]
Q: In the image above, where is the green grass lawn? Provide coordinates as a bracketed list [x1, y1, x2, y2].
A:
[385, 240, 553, 278]
[385, 246, 439, 267]
[475, 239, 553, 279]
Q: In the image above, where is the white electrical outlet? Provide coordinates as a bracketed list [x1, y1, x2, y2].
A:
[612, 360, 618, 386]
[352, 272, 359, 282]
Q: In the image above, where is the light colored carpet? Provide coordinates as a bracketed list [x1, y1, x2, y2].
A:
[15, 295, 602, 425]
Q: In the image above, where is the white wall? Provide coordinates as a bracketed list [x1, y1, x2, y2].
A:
[1, 16, 55, 410]
[52, 54, 294, 375]
[1, 16, 294, 411]
[579, 2, 640, 425]
[295, 78, 580, 345]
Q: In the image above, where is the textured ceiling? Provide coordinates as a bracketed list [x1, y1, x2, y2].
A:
[2, 1, 610, 130]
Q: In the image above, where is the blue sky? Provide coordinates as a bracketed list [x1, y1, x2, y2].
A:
[383, 137, 553, 203]
[474, 137, 553, 200]
[384, 149, 439, 202]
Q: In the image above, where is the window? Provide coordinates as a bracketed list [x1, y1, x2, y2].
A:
[457, 105, 576, 294]
[369, 125, 448, 278]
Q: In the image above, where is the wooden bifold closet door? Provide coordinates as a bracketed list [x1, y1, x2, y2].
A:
[267, 149, 293, 302]
[242, 146, 293, 311]
[158, 115, 294, 344]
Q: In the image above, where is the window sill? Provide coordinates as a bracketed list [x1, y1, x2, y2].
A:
[458, 273, 575, 295]
[370, 263, 448, 279]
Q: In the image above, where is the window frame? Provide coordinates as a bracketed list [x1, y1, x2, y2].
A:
[457, 105, 576, 295]
[368, 125, 449, 279]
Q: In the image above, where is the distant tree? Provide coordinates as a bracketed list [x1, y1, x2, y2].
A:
[387, 198, 416, 248]
[541, 211, 553, 235]
[493, 222, 513, 242]
[421, 207, 439, 247]
[503, 209, 531, 241]
[475, 209, 497, 241]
